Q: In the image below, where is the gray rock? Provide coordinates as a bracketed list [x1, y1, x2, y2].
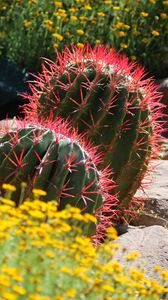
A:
[115, 225, 168, 280]
[135, 160, 168, 222]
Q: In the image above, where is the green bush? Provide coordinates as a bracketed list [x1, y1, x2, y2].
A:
[0, 0, 167, 77]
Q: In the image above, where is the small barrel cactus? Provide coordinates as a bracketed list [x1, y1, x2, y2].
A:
[23, 45, 163, 217]
[0, 117, 118, 235]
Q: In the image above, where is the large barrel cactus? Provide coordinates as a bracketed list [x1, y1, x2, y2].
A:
[0, 118, 118, 235]
[23, 45, 163, 216]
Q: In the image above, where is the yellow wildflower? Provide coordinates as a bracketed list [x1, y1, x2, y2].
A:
[54, 1, 62, 6]
[46, 250, 55, 258]
[43, 20, 54, 26]
[77, 42, 84, 48]
[161, 270, 168, 281]
[12, 285, 26, 295]
[106, 227, 118, 239]
[149, 0, 156, 3]
[114, 22, 124, 28]
[151, 30, 160, 36]
[70, 16, 78, 22]
[69, 8, 77, 13]
[76, 29, 84, 35]
[113, 6, 120, 10]
[1, 292, 17, 300]
[29, 0, 36, 3]
[125, 251, 141, 261]
[124, 24, 130, 30]
[96, 39, 101, 44]
[163, 0, 168, 4]
[141, 12, 149, 17]
[102, 284, 115, 292]
[116, 31, 126, 37]
[65, 288, 76, 298]
[130, 55, 137, 61]
[2, 183, 16, 192]
[32, 188, 47, 196]
[160, 13, 167, 18]
[104, 0, 112, 4]
[97, 12, 105, 17]
[120, 43, 128, 49]
[84, 4, 92, 10]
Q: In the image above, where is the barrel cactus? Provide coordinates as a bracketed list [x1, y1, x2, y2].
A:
[23, 45, 163, 217]
[0, 117, 118, 235]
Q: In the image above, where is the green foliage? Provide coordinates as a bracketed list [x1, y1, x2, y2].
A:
[0, 0, 167, 77]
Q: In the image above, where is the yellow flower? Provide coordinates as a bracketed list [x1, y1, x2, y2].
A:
[125, 250, 141, 261]
[149, 0, 156, 3]
[163, 0, 168, 5]
[102, 284, 115, 292]
[96, 39, 101, 44]
[104, 0, 112, 4]
[77, 42, 84, 48]
[113, 6, 120, 10]
[124, 24, 130, 30]
[120, 43, 128, 49]
[76, 29, 84, 35]
[1, 198, 15, 206]
[130, 55, 136, 61]
[114, 22, 124, 28]
[54, 1, 62, 6]
[12, 285, 26, 295]
[161, 270, 168, 281]
[84, 4, 92, 10]
[130, 268, 145, 281]
[32, 188, 47, 196]
[116, 31, 126, 37]
[160, 13, 167, 19]
[65, 288, 76, 298]
[65, 31, 70, 37]
[60, 266, 72, 274]
[151, 30, 160, 36]
[106, 227, 118, 239]
[153, 265, 162, 272]
[29, 0, 36, 3]
[43, 20, 54, 26]
[1, 292, 17, 300]
[70, 15, 78, 22]
[2, 183, 16, 192]
[0, 274, 10, 287]
[29, 210, 45, 219]
[97, 12, 105, 17]
[69, 8, 77, 13]
[53, 42, 58, 48]
[46, 250, 55, 258]
[141, 12, 149, 17]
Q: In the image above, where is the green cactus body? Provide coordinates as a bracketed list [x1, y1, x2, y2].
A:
[24, 46, 163, 217]
[0, 119, 117, 235]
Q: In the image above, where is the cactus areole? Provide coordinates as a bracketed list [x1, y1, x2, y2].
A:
[0, 118, 118, 235]
[24, 45, 163, 212]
